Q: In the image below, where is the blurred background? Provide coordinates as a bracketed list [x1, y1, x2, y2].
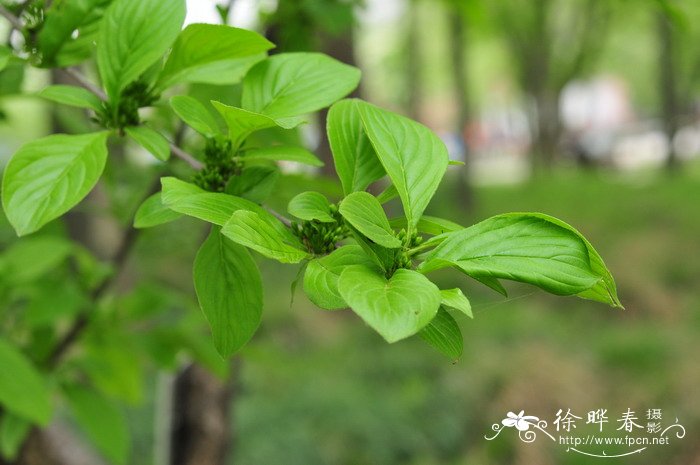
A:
[1, 0, 699, 464]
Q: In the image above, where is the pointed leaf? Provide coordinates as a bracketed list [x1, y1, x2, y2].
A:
[170, 96, 220, 137]
[37, 85, 103, 112]
[134, 193, 182, 228]
[419, 307, 463, 359]
[97, 0, 185, 99]
[225, 166, 279, 203]
[440, 288, 472, 318]
[390, 215, 462, 236]
[243, 146, 323, 167]
[303, 245, 377, 309]
[178, 54, 264, 85]
[338, 265, 441, 342]
[2, 132, 109, 236]
[242, 52, 361, 121]
[194, 228, 263, 357]
[327, 99, 384, 194]
[339, 192, 401, 248]
[0, 338, 52, 425]
[222, 210, 309, 263]
[211, 102, 280, 149]
[357, 101, 449, 230]
[125, 126, 170, 161]
[157, 24, 273, 89]
[288, 191, 335, 223]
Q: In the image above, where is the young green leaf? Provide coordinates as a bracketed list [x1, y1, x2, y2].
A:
[97, 0, 185, 99]
[327, 99, 384, 194]
[357, 101, 449, 231]
[243, 146, 323, 167]
[1, 236, 73, 284]
[222, 210, 310, 263]
[194, 228, 263, 357]
[36, 0, 100, 66]
[0, 46, 11, 72]
[242, 53, 361, 123]
[160, 177, 272, 226]
[2, 132, 109, 236]
[63, 385, 130, 465]
[440, 288, 472, 318]
[225, 166, 279, 203]
[338, 265, 441, 342]
[303, 245, 377, 310]
[170, 96, 221, 137]
[0, 413, 30, 461]
[376, 184, 399, 204]
[419, 213, 616, 303]
[156, 24, 274, 89]
[37, 85, 103, 112]
[288, 191, 335, 223]
[339, 192, 401, 248]
[211, 102, 281, 149]
[134, 193, 182, 228]
[418, 307, 463, 360]
[390, 215, 463, 236]
[125, 126, 170, 161]
[0, 338, 52, 425]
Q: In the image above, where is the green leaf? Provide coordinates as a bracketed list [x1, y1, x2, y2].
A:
[170, 96, 220, 137]
[376, 184, 399, 204]
[161, 177, 273, 226]
[339, 192, 401, 248]
[134, 193, 182, 228]
[1, 236, 73, 284]
[0, 413, 30, 461]
[0, 338, 52, 425]
[125, 126, 170, 161]
[419, 213, 616, 303]
[0, 46, 11, 72]
[288, 191, 335, 223]
[178, 54, 264, 86]
[303, 245, 377, 310]
[419, 307, 463, 360]
[64, 385, 130, 465]
[97, 0, 185, 99]
[225, 166, 279, 203]
[242, 53, 361, 122]
[357, 101, 449, 231]
[37, 84, 103, 112]
[390, 215, 462, 236]
[211, 102, 280, 149]
[194, 228, 263, 357]
[222, 210, 309, 263]
[440, 288, 472, 318]
[243, 146, 323, 167]
[2, 132, 109, 236]
[338, 265, 441, 342]
[156, 24, 273, 89]
[327, 99, 384, 195]
[37, 0, 102, 65]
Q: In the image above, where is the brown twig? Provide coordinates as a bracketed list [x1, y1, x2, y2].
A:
[0, 4, 24, 31]
[267, 207, 293, 227]
[60, 67, 107, 100]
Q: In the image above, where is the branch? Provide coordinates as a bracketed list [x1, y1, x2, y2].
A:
[170, 142, 204, 170]
[0, 4, 24, 31]
[267, 207, 293, 227]
[61, 67, 107, 100]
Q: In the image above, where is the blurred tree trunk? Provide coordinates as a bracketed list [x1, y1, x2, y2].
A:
[448, 7, 473, 209]
[657, 9, 680, 171]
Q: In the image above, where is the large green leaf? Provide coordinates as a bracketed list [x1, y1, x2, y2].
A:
[125, 126, 170, 161]
[211, 102, 280, 149]
[339, 192, 401, 248]
[225, 166, 279, 203]
[37, 0, 103, 65]
[243, 146, 323, 167]
[242, 53, 361, 123]
[303, 245, 377, 310]
[222, 210, 309, 263]
[418, 307, 463, 360]
[177, 54, 264, 86]
[389, 215, 463, 236]
[338, 265, 441, 342]
[161, 177, 273, 226]
[37, 85, 103, 112]
[356, 101, 449, 231]
[440, 288, 472, 318]
[133, 193, 182, 228]
[97, 0, 185, 99]
[64, 385, 130, 465]
[194, 228, 263, 357]
[2, 132, 109, 236]
[419, 213, 620, 305]
[288, 191, 335, 223]
[327, 99, 384, 195]
[156, 24, 273, 89]
[170, 96, 221, 137]
[0, 338, 52, 425]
